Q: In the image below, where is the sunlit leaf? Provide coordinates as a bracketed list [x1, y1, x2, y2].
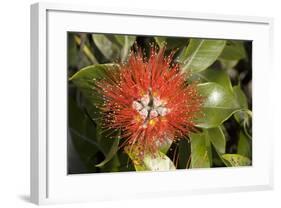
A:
[179, 39, 226, 73]
[221, 154, 251, 167]
[196, 82, 240, 128]
[189, 131, 212, 168]
[207, 127, 226, 154]
[143, 152, 176, 171]
[126, 148, 175, 171]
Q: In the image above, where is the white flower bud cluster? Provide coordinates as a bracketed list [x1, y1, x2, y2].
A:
[132, 92, 170, 126]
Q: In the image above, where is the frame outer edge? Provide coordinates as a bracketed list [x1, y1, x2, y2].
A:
[30, 2, 48, 205]
[30, 2, 274, 204]
[30, 3, 39, 204]
[268, 18, 274, 190]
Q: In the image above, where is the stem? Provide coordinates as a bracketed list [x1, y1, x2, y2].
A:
[74, 35, 99, 64]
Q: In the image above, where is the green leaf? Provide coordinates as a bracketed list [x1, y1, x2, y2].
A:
[233, 85, 248, 109]
[158, 138, 173, 154]
[95, 131, 120, 167]
[68, 34, 78, 67]
[99, 154, 121, 172]
[221, 154, 251, 167]
[193, 67, 233, 93]
[233, 85, 249, 124]
[69, 64, 119, 122]
[114, 35, 136, 62]
[143, 152, 176, 171]
[154, 36, 188, 49]
[179, 39, 226, 73]
[207, 127, 226, 154]
[237, 131, 252, 158]
[189, 131, 212, 168]
[68, 98, 102, 173]
[126, 148, 175, 171]
[220, 59, 239, 70]
[196, 82, 240, 128]
[92, 34, 135, 62]
[219, 41, 246, 61]
[178, 139, 191, 169]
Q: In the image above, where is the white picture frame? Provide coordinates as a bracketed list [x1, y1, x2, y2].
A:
[30, 2, 274, 205]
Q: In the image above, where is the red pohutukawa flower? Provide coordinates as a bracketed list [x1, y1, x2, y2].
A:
[97, 46, 203, 155]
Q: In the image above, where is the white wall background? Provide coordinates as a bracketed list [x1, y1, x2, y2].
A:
[0, 0, 280, 207]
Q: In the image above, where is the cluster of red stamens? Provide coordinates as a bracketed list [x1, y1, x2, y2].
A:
[96, 46, 203, 155]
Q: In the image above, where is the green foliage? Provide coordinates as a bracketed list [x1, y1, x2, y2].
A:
[237, 131, 252, 158]
[178, 39, 226, 73]
[196, 82, 240, 128]
[207, 127, 226, 154]
[221, 154, 251, 167]
[154, 36, 189, 49]
[190, 131, 212, 168]
[126, 149, 176, 171]
[192, 67, 233, 93]
[95, 130, 120, 167]
[219, 40, 247, 61]
[92, 34, 135, 62]
[70, 64, 119, 123]
[68, 32, 252, 173]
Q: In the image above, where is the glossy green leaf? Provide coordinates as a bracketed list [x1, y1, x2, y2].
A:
[219, 41, 246, 61]
[92, 34, 135, 62]
[207, 127, 226, 154]
[196, 82, 240, 128]
[221, 154, 251, 167]
[179, 39, 226, 73]
[193, 68, 233, 93]
[189, 131, 212, 168]
[69, 64, 119, 122]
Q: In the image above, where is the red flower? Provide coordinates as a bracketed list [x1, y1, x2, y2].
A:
[97, 46, 203, 154]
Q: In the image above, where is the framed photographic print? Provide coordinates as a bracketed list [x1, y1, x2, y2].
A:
[30, 2, 274, 205]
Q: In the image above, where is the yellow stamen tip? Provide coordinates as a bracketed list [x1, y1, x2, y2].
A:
[149, 119, 156, 126]
[135, 115, 141, 122]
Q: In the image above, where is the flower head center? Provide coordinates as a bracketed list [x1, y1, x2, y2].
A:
[132, 89, 170, 128]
